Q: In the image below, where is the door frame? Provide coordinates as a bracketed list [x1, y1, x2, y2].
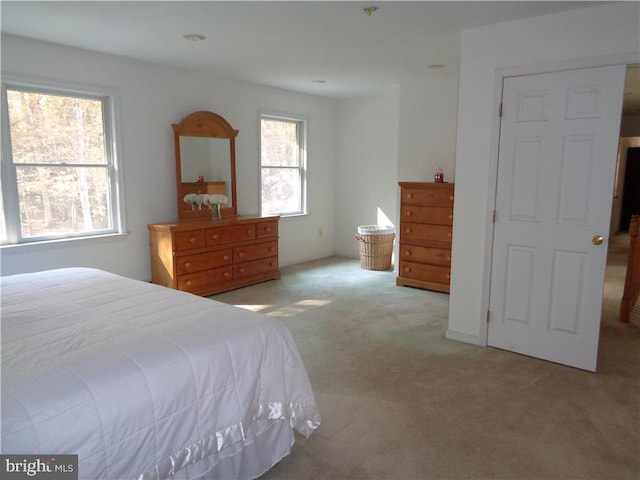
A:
[479, 53, 640, 347]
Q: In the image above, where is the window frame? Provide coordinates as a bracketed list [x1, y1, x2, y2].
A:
[258, 111, 308, 217]
[0, 76, 126, 245]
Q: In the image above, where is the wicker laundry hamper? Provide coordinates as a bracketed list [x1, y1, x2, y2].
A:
[355, 225, 395, 271]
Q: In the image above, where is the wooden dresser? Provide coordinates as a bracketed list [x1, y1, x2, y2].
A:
[148, 215, 280, 296]
[396, 182, 454, 293]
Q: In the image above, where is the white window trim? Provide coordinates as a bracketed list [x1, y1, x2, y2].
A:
[0, 74, 127, 246]
[258, 110, 308, 217]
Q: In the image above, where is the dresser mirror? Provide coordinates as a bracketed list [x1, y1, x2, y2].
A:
[173, 111, 238, 220]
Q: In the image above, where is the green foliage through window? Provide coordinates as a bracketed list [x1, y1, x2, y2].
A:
[260, 114, 306, 216]
[2, 84, 121, 243]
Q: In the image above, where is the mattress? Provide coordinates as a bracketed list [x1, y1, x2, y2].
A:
[1, 268, 320, 479]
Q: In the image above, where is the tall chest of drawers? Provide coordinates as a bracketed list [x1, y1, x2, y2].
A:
[148, 215, 280, 296]
[396, 182, 454, 293]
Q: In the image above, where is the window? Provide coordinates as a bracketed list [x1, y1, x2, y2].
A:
[1, 81, 123, 244]
[260, 113, 306, 216]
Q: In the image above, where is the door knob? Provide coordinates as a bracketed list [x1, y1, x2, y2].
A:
[592, 235, 603, 246]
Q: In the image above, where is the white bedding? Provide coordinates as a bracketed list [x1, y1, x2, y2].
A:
[1, 268, 320, 479]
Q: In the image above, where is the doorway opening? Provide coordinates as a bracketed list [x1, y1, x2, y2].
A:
[604, 64, 640, 330]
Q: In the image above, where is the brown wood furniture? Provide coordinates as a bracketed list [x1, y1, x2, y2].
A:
[149, 111, 280, 295]
[396, 182, 454, 293]
[148, 216, 280, 296]
[620, 215, 639, 323]
[174, 111, 238, 221]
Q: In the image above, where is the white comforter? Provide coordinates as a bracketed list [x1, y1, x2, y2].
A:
[1, 268, 320, 479]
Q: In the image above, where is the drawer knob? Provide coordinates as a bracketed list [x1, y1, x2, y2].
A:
[189, 237, 197, 243]
[239, 268, 245, 273]
[247, 230, 252, 235]
[406, 211, 413, 217]
[223, 255, 229, 260]
[224, 272, 230, 277]
[186, 280, 192, 286]
[404, 267, 411, 273]
[449, 195, 454, 201]
[265, 227, 271, 232]
[406, 250, 411, 256]
[406, 228, 412, 233]
[446, 274, 450, 279]
[212, 234, 219, 240]
[238, 252, 244, 257]
[447, 255, 451, 261]
[184, 262, 191, 268]
[269, 246, 275, 252]
[447, 232, 452, 238]
[407, 193, 413, 199]
[448, 214, 453, 220]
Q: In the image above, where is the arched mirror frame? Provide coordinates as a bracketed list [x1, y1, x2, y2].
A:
[173, 111, 238, 220]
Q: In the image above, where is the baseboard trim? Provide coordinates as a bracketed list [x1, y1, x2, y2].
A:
[445, 329, 484, 346]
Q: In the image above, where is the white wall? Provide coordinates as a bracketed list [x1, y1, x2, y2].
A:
[334, 94, 400, 259]
[333, 77, 460, 263]
[448, 2, 640, 344]
[0, 34, 337, 280]
[397, 79, 459, 184]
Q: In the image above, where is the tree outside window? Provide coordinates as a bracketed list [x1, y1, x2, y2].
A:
[2, 84, 123, 244]
[260, 114, 306, 216]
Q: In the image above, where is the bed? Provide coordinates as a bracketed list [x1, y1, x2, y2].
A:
[1, 267, 321, 479]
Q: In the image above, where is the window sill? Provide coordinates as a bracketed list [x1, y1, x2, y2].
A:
[1, 232, 129, 250]
[271, 212, 308, 219]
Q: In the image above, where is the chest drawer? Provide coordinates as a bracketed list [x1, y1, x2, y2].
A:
[401, 188, 454, 207]
[401, 205, 453, 226]
[256, 221, 278, 238]
[175, 249, 232, 275]
[234, 257, 279, 279]
[399, 245, 451, 267]
[399, 261, 451, 285]
[401, 222, 452, 247]
[234, 241, 278, 263]
[206, 224, 255, 245]
[177, 267, 233, 293]
[175, 230, 206, 251]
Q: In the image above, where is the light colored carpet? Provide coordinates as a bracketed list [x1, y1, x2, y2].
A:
[212, 236, 640, 480]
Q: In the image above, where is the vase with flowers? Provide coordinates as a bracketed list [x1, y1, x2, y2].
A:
[203, 194, 228, 220]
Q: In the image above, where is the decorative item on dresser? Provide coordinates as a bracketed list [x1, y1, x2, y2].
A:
[149, 110, 281, 295]
[396, 181, 454, 293]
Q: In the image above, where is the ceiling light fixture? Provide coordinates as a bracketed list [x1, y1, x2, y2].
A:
[312, 80, 326, 84]
[183, 33, 206, 42]
[363, 6, 379, 16]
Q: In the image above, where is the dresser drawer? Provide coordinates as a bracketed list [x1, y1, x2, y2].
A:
[206, 224, 255, 245]
[399, 245, 451, 267]
[234, 257, 278, 279]
[177, 267, 232, 292]
[234, 241, 278, 263]
[399, 261, 450, 285]
[401, 187, 454, 207]
[256, 221, 278, 238]
[175, 249, 232, 275]
[175, 230, 206, 251]
[401, 222, 453, 246]
[401, 205, 453, 226]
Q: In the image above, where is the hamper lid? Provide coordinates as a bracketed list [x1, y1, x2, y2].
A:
[357, 225, 395, 235]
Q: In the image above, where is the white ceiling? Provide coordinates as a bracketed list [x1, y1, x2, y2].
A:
[1, 1, 637, 111]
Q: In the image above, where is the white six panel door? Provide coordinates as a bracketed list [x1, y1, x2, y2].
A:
[488, 65, 626, 371]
